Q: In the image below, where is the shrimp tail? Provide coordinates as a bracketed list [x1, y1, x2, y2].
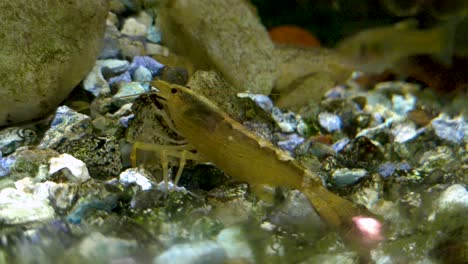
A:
[301, 185, 365, 228]
[302, 185, 383, 261]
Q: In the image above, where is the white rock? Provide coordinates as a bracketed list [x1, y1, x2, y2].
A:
[49, 153, 91, 183]
[83, 59, 130, 96]
[391, 122, 423, 143]
[0, 188, 55, 225]
[319, 112, 342, 132]
[434, 184, 468, 210]
[391, 94, 415, 115]
[429, 184, 468, 221]
[135, 11, 153, 29]
[154, 241, 226, 264]
[119, 168, 153, 191]
[121, 18, 147, 37]
[79, 232, 137, 262]
[217, 227, 254, 263]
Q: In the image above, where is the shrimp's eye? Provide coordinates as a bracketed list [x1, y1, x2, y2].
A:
[171, 88, 178, 94]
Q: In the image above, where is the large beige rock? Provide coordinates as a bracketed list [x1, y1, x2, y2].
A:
[156, 0, 277, 94]
[0, 0, 109, 126]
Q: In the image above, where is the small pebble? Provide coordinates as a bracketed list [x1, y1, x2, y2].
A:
[392, 94, 415, 115]
[332, 138, 350, 153]
[128, 56, 164, 76]
[391, 122, 422, 143]
[332, 168, 368, 187]
[119, 114, 135, 128]
[78, 232, 138, 262]
[83, 63, 110, 96]
[318, 112, 342, 132]
[100, 23, 121, 59]
[378, 162, 396, 178]
[268, 190, 325, 234]
[398, 162, 411, 171]
[272, 108, 297, 133]
[0, 155, 16, 177]
[100, 59, 130, 75]
[133, 66, 153, 89]
[145, 43, 170, 56]
[153, 241, 226, 264]
[83, 59, 130, 96]
[428, 184, 468, 221]
[436, 184, 468, 209]
[67, 195, 118, 224]
[154, 181, 187, 193]
[119, 168, 153, 191]
[147, 25, 162, 43]
[0, 127, 36, 156]
[431, 114, 465, 144]
[277, 134, 305, 153]
[108, 71, 132, 87]
[114, 82, 147, 98]
[135, 11, 153, 29]
[39, 106, 92, 149]
[325, 85, 347, 99]
[49, 154, 91, 183]
[237, 92, 273, 112]
[121, 18, 147, 37]
[216, 227, 254, 263]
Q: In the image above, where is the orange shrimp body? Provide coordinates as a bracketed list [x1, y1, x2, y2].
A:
[153, 80, 371, 229]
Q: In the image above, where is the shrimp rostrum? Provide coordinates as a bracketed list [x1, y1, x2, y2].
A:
[131, 80, 380, 233]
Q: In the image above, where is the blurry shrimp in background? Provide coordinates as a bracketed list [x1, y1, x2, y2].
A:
[328, 0, 468, 94]
[335, 18, 458, 74]
[380, 0, 468, 19]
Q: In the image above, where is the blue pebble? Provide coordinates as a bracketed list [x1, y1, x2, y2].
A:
[0, 155, 16, 177]
[271, 107, 284, 121]
[398, 162, 411, 171]
[147, 25, 162, 43]
[392, 94, 415, 115]
[119, 114, 134, 128]
[277, 134, 304, 153]
[253, 95, 273, 112]
[325, 86, 346, 99]
[39, 106, 92, 149]
[431, 116, 465, 144]
[108, 71, 132, 87]
[378, 162, 396, 178]
[67, 195, 118, 224]
[133, 66, 153, 90]
[129, 56, 164, 76]
[332, 138, 350, 153]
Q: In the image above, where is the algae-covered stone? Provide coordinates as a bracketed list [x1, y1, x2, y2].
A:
[156, 0, 277, 94]
[0, 0, 109, 126]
